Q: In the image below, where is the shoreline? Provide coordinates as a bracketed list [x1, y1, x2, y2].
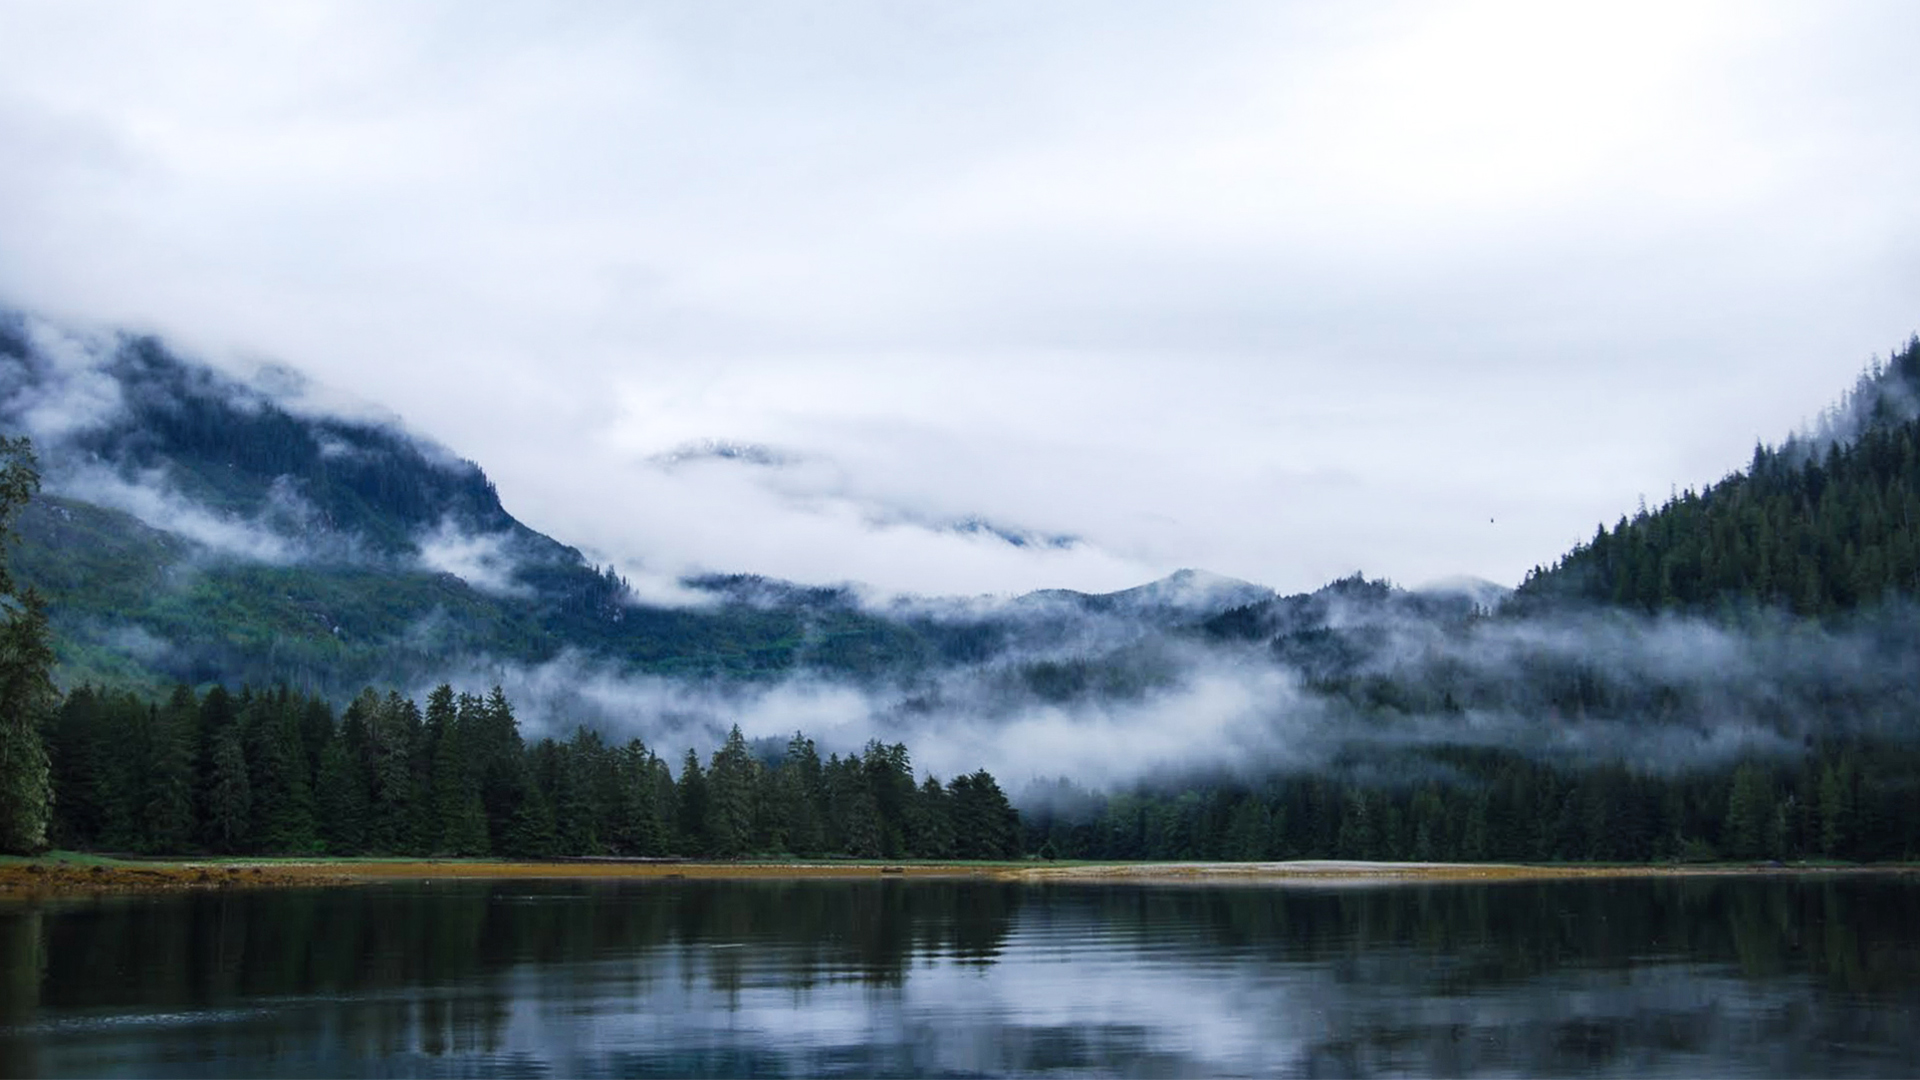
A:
[1, 855, 1905, 899]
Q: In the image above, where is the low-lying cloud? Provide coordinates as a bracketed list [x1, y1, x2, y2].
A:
[414, 518, 530, 597]
[58, 463, 302, 564]
[408, 591, 1917, 799]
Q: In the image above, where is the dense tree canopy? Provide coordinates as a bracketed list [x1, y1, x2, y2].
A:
[45, 681, 1022, 861]
[1518, 338, 1920, 616]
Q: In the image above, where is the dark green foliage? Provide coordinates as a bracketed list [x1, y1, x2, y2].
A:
[46, 687, 109, 848]
[609, 739, 667, 856]
[430, 702, 491, 857]
[1022, 738, 1920, 864]
[41, 678, 1011, 861]
[704, 726, 757, 858]
[204, 721, 251, 853]
[826, 752, 881, 858]
[314, 735, 366, 854]
[0, 435, 53, 852]
[501, 763, 559, 858]
[144, 688, 198, 853]
[948, 770, 1020, 860]
[1519, 338, 1920, 616]
[676, 749, 709, 856]
[244, 688, 317, 853]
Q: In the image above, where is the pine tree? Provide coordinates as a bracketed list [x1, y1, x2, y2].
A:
[143, 688, 198, 854]
[948, 770, 1018, 860]
[204, 723, 252, 853]
[314, 735, 366, 854]
[676, 750, 709, 856]
[502, 760, 558, 858]
[911, 775, 954, 859]
[0, 435, 53, 854]
[47, 687, 107, 848]
[429, 687, 488, 856]
[705, 725, 756, 858]
[1726, 761, 1774, 860]
[776, 733, 825, 856]
[611, 739, 664, 856]
[245, 690, 316, 853]
[1819, 756, 1857, 858]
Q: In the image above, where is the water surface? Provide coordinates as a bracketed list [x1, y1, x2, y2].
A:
[2, 873, 1917, 1076]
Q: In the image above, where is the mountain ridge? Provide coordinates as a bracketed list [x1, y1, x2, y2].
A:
[8, 305, 1920, 793]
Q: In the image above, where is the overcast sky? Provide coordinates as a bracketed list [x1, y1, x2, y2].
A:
[2, 0, 1917, 599]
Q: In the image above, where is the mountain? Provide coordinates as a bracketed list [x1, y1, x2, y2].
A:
[15, 306, 1920, 869]
[0, 314, 948, 692]
[0, 310, 1291, 701]
[1516, 336, 1920, 617]
[10, 304, 1920, 802]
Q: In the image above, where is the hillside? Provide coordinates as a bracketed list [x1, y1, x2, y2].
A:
[8, 306, 1920, 814]
[10, 308, 1920, 865]
[0, 311, 1289, 703]
[1516, 337, 1920, 616]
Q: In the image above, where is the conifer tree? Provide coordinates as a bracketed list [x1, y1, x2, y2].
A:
[676, 749, 709, 856]
[47, 687, 107, 848]
[0, 435, 53, 853]
[204, 723, 252, 853]
[429, 686, 489, 855]
[315, 736, 366, 854]
[705, 725, 756, 858]
[143, 688, 198, 854]
[911, 775, 954, 859]
[245, 689, 316, 853]
[611, 738, 665, 856]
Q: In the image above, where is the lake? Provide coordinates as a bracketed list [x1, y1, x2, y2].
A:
[1, 873, 1917, 1077]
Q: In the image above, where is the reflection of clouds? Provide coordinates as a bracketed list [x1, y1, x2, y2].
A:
[490, 880, 1920, 1078]
[12, 880, 1920, 1076]
[507, 922, 1825, 1076]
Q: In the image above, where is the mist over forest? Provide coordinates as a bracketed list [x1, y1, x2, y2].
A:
[6, 307, 1920, 862]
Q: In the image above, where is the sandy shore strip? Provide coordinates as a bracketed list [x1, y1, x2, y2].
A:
[0, 857, 1896, 899]
[997, 859, 1870, 884]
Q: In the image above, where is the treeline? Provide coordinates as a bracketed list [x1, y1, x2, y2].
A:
[1024, 742, 1920, 864]
[1518, 337, 1920, 616]
[45, 682, 1022, 861]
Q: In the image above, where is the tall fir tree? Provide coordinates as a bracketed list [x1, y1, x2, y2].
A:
[0, 435, 53, 853]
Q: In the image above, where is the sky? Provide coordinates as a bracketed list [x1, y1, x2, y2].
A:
[1, 0, 1917, 601]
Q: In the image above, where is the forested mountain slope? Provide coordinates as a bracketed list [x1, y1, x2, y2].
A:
[1516, 337, 1920, 616]
[0, 311, 1280, 700]
[11, 302, 1920, 863]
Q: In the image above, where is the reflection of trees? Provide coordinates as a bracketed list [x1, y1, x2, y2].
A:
[667, 880, 1021, 992]
[1050, 876, 1920, 1075]
[1060, 875, 1920, 999]
[8, 876, 1919, 1074]
[8, 879, 1024, 1063]
[0, 908, 44, 1078]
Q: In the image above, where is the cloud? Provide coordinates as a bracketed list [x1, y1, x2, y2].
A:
[400, 580, 1920, 802]
[0, 314, 125, 444]
[414, 519, 530, 597]
[58, 462, 300, 564]
[0, 2, 1914, 600]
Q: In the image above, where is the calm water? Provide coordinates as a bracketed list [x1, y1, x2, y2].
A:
[1, 873, 1918, 1077]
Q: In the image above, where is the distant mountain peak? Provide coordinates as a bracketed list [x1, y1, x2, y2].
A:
[650, 438, 795, 469]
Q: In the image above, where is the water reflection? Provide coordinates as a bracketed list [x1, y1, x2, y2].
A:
[0, 874, 1916, 1076]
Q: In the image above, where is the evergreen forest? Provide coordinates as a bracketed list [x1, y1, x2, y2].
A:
[6, 319, 1920, 866]
[44, 682, 1024, 862]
